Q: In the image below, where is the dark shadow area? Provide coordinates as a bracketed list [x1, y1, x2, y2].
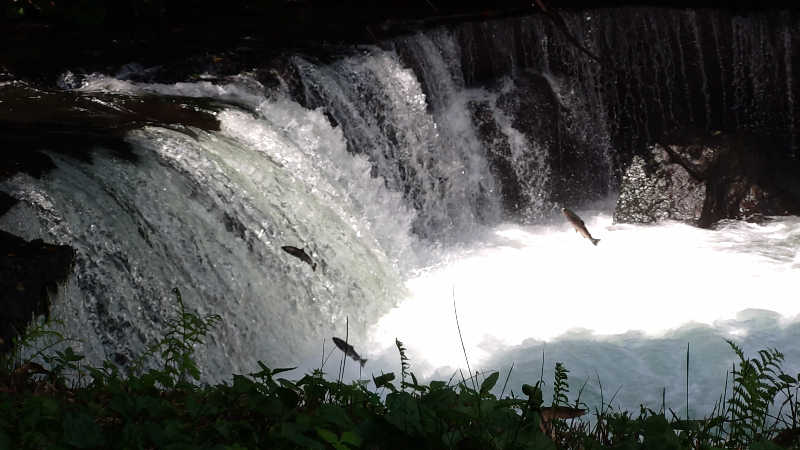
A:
[0, 230, 74, 353]
[1, 0, 791, 85]
[0, 83, 221, 182]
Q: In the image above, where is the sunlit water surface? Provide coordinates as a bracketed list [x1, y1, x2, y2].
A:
[316, 210, 800, 415]
[9, 69, 800, 416]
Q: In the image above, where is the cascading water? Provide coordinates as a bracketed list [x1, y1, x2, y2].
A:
[291, 40, 504, 240]
[1, 78, 417, 381]
[2, 8, 800, 415]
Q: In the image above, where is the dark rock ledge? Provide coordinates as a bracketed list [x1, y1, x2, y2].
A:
[0, 81, 222, 355]
[614, 129, 800, 227]
[0, 229, 75, 354]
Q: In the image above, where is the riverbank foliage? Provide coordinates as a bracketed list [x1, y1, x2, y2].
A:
[1, 290, 799, 449]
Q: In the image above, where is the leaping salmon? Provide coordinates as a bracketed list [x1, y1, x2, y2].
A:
[562, 207, 600, 246]
[281, 245, 317, 271]
[332, 337, 367, 367]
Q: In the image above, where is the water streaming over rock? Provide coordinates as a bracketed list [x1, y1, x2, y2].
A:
[291, 42, 504, 240]
[2, 9, 800, 411]
[1, 83, 417, 380]
[455, 9, 799, 158]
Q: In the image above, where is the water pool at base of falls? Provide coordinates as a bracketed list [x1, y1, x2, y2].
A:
[317, 209, 800, 416]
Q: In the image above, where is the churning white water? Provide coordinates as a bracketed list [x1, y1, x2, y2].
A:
[4, 17, 800, 419]
[355, 207, 800, 415]
[0, 81, 416, 381]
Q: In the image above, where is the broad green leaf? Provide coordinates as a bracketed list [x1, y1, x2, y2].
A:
[522, 383, 537, 397]
[373, 372, 396, 390]
[480, 371, 499, 395]
[273, 366, 297, 375]
[429, 380, 446, 391]
[778, 373, 797, 384]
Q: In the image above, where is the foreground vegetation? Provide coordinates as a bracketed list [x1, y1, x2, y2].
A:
[1, 290, 800, 449]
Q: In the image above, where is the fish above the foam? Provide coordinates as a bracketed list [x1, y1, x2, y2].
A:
[281, 245, 317, 271]
[332, 337, 367, 367]
[562, 207, 600, 246]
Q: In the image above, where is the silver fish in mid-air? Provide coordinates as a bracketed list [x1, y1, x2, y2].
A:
[562, 207, 600, 246]
[281, 245, 317, 271]
[332, 337, 367, 367]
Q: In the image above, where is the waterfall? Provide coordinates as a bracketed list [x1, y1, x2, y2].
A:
[291, 40, 503, 240]
[2, 8, 799, 388]
[453, 9, 798, 165]
[1, 80, 417, 380]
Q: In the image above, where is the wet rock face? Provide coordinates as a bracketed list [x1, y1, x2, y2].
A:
[469, 100, 526, 217]
[495, 73, 560, 218]
[0, 230, 75, 354]
[0, 192, 17, 217]
[614, 130, 800, 227]
[493, 72, 613, 215]
[614, 146, 706, 225]
[466, 73, 559, 221]
[0, 81, 222, 184]
[470, 72, 611, 221]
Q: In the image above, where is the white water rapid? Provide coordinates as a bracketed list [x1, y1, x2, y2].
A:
[2, 16, 799, 418]
[359, 204, 800, 416]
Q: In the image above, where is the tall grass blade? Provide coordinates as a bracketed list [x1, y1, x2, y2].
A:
[452, 287, 475, 391]
[500, 362, 514, 399]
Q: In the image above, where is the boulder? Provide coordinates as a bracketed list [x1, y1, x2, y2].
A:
[614, 145, 706, 225]
[0, 230, 75, 354]
[614, 130, 800, 227]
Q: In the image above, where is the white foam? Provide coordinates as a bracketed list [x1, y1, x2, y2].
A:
[362, 212, 800, 412]
[71, 73, 267, 111]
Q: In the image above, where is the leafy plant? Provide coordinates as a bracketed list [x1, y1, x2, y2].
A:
[137, 287, 222, 387]
[1, 321, 65, 374]
[553, 362, 570, 408]
[725, 339, 788, 445]
[395, 338, 410, 391]
[5, 292, 800, 449]
[0, 318, 85, 391]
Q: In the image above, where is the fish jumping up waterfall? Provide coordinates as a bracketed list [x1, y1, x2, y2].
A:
[281, 245, 317, 271]
[562, 207, 600, 246]
[332, 337, 367, 367]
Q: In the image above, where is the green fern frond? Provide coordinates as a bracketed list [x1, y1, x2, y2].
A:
[142, 287, 223, 387]
[725, 340, 787, 446]
[553, 362, 570, 407]
[395, 338, 409, 391]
